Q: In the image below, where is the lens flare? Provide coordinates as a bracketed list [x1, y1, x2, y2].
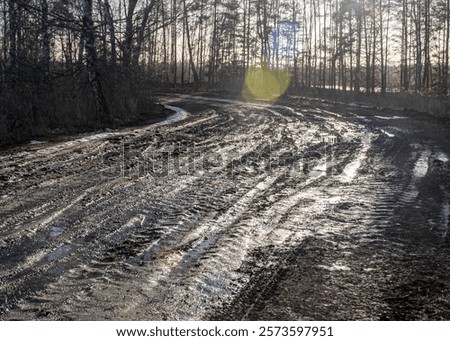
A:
[242, 65, 290, 102]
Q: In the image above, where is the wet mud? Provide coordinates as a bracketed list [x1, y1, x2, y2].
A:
[0, 95, 449, 320]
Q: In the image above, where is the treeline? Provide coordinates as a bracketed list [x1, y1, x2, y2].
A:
[1, 0, 450, 144]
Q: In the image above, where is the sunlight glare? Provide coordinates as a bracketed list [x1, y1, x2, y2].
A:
[242, 65, 291, 102]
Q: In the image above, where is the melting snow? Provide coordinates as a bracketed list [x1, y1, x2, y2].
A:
[381, 129, 395, 138]
[436, 152, 449, 163]
[317, 263, 351, 271]
[76, 133, 111, 143]
[159, 105, 189, 126]
[374, 115, 406, 120]
[30, 140, 45, 145]
[413, 151, 430, 178]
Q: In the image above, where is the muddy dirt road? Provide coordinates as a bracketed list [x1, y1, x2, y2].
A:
[1, 95, 450, 320]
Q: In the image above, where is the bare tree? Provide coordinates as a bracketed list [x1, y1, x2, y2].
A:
[82, 0, 109, 118]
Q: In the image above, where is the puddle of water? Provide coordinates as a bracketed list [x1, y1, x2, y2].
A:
[47, 244, 72, 261]
[49, 225, 66, 238]
[413, 151, 430, 178]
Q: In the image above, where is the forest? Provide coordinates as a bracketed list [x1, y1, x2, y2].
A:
[1, 0, 450, 145]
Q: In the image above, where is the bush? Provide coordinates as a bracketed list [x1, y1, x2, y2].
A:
[0, 65, 160, 147]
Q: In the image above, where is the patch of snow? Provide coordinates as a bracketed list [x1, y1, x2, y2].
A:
[76, 133, 111, 143]
[348, 102, 373, 109]
[317, 263, 351, 271]
[30, 140, 45, 145]
[380, 129, 395, 138]
[413, 150, 430, 178]
[158, 105, 189, 126]
[436, 152, 449, 163]
[374, 115, 406, 120]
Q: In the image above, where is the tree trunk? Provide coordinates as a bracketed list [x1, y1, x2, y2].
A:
[370, 0, 376, 93]
[123, 0, 138, 67]
[7, 0, 18, 81]
[133, 0, 157, 67]
[401, 0, 409, 91]
[208, 0, 218, 85]
[82, 0, 109, 119]
[413, 2, 422, 92]
[444, 0, 450, 94]
[102, 0, 117, 65]
[363, 12, 371, 92]
[355, 2, 362, 93]
[182, 0, 200, 86]
[379, 0, 385, 93]
[41, 0, 50, 83]
[171, 0, 177, 85]
[422, 0, 431, 90]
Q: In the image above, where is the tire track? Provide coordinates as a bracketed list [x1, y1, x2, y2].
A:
[2, 95, 449, 320]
